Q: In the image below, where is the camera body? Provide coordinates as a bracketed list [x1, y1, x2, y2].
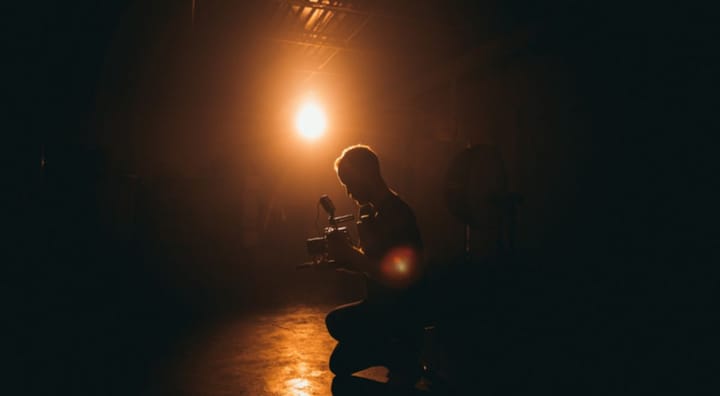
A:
[299, 195, 355, 269]
[305, 224, 351, 257]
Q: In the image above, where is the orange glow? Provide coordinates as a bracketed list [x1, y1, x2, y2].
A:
[252, 307, 335, 395]
[295, 100, 327, 140]
[379, 246, 421, 288]
[285, 377, 311, 396]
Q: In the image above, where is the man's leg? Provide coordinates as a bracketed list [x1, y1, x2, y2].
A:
[325, 300, 372, 343]
[326, 300, 390, 375]
[328, 341, 385, 376]
[326, 300, 424, 379]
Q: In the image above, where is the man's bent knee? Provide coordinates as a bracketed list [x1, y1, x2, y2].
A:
[325, 311, 342, 341]
[328, 349, 354, 376]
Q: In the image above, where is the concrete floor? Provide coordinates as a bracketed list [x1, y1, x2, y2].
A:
[155, 304, 341, 395]
[16, 280, 697, 395]
[146, 304, 441, 396]
[13, 262, 652, 395]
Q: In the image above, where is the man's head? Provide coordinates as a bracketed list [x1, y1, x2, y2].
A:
[334, 144, 385, 204]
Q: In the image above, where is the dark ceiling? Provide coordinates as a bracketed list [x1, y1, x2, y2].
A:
[8, 0, 581, 185]
[100, 0, 531, 120]
[154, 0, 493, 127]
[8, 0, 712, 178]
[6, 0, 589, 149]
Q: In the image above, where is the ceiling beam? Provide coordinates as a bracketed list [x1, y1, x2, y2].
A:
[279, 0, 370, 17]
[261, 35, 368, 53]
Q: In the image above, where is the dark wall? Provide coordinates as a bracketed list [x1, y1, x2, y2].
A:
[338, 2, 715, 392]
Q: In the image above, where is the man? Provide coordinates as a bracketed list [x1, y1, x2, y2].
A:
[325, 144, 426, 388]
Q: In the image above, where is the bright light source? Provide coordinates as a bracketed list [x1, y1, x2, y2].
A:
[295, 101, 327, 140]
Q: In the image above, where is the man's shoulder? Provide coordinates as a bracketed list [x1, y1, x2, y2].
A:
[378, 194, 423, 249]
[379, 193, 416, 216]
[376, 194, 419, 227]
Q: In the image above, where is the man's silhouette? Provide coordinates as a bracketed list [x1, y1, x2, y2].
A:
[325, 144, 426, 389]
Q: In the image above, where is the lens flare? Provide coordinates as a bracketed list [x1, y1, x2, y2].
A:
[295, 101, 327, 140]
[379, 246, 421, 288]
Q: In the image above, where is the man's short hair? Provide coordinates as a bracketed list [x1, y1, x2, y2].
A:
[334, 144, 381, 184]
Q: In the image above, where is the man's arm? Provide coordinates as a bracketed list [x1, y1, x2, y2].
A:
[326, 230, 382, 279]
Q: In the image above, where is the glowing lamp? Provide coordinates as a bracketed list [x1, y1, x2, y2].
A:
[295, 101, 327, 140]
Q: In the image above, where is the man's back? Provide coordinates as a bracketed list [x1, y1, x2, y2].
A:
[358, 193, 424, 304]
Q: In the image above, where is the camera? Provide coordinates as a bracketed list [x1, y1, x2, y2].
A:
[298, 195, 355, 269]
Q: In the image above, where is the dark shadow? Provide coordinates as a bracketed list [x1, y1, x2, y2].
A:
[331, 375, 436, 396]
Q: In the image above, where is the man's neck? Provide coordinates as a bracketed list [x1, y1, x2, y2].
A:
[368, 186, 394, 209]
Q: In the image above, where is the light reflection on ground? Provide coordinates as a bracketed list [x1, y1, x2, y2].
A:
[169, 305, 342, 396]
[259, 305, 335, 395]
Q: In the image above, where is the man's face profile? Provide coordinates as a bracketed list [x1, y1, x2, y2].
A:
[344, 181, 370, 205]
[338, 165, 371, 205]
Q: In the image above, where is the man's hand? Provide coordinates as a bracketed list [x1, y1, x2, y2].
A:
[326, 229, 354, 263]
[326, 229, 368, 275]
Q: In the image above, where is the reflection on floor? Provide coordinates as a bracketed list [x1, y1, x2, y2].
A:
[157, 305, 399, 396]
